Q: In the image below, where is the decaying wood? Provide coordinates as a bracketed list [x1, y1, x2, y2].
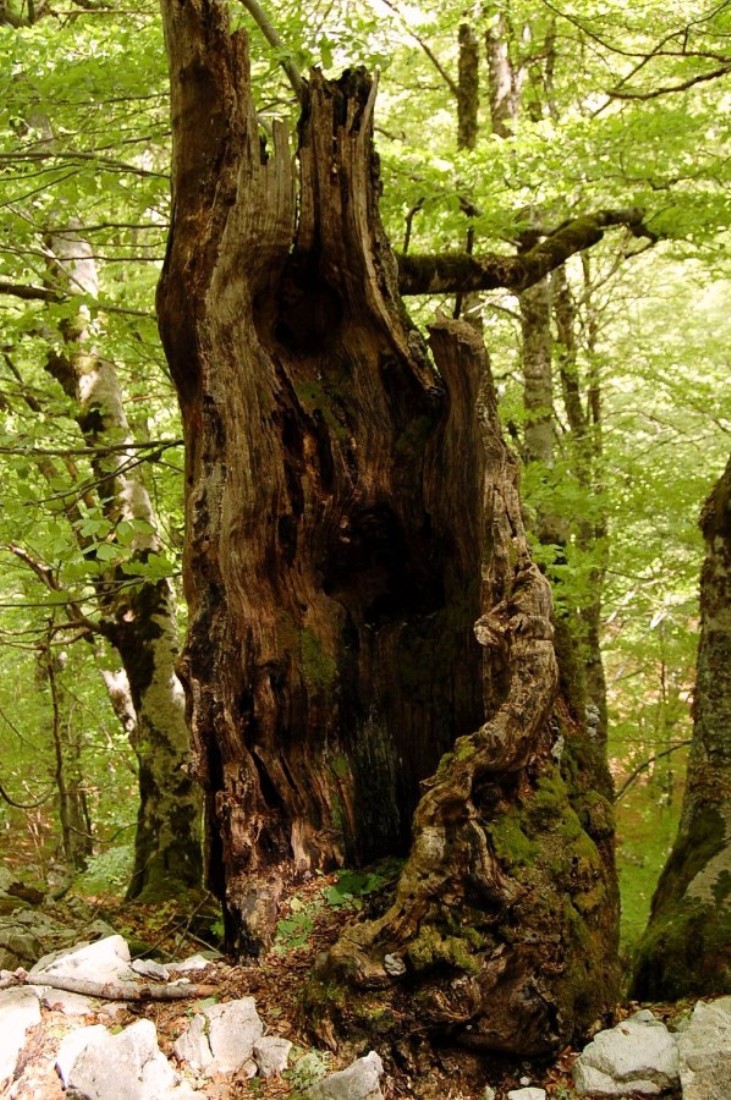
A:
[304, 324, 616, 1055]
[158, 3, 619, 1052]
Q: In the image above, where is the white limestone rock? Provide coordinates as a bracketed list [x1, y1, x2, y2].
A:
[30, 933, 133, 983]
[206, 997, 264, 1073]
[677, 995, 731, 1100]
[507, 1089, 547, 1100]
[306, 1051, 385, 1100]
[131, 957, 171, 981]
[58, 1018, 177, 1100]
[254, 1035, 293, 1077]
[168, 953, 211, 973]
[173, 996, 264, 1076]
[173, 1013, 213, 1071]
[573, 1010, 679, 1097]
[56, 1024, 109, 1087]
[40, 986, 95, 1014]
[0, 987, 41, 1088]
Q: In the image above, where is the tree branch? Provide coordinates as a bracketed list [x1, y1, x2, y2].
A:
[608, 63, 731, 100]
[237, 0, 305, 102]
[397, 209, 657, 295]
[0, 971, 212, 1002]
[614, 740, 692, 802]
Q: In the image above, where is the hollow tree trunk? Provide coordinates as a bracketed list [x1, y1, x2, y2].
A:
[157, 6, 618, 1052]
[631, 455, 731, 999]
[305, 321, 618, 1055]
[158, 9, 484, 954]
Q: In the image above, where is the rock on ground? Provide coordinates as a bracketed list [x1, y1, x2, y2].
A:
[0, 987, 41, 1088]
[29, 932, 133, 983]
[677, 995, 731, 1100]
[254, 1035, 293, 1077]
[306, 1051, 384, 1100]
[573, 1009, 679, 1097]
[57, 1018, 178, 1100]
[173, 996, 264, 1076]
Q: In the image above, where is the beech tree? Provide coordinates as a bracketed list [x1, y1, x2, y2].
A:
[631, 454, 731, 999]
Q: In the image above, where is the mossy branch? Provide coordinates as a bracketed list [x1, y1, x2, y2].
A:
[397, 209, 658, 295]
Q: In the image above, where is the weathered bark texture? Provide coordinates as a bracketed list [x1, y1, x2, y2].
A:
[304, 323, 618, 1055]
[157, 2, 618, 1047]
[158, 6, 485, 953]
[632, 455, 731, 999]
[44, 225, 202, 901]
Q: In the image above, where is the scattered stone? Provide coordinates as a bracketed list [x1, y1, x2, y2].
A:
[39, 986, 95, 1014]
[56, 1024, 109, 1087]
[481, 1089, 496, 1100]
[173, 1013, 213, 1071]
[30, 932, 133, 983]
[131, 957, 171, 980]
[168, 953, 211, 973]
[306, 1050, 384, 1100]
[677, 995, 731, 1100]
[0, 907, 115, 970]
[58, 1018, 177, 1100]
[206, 998, 263, 1073]
[0, 987, 41, 1087]
[254, 1035, 293, 1077]
[573, 1009, 679, 1097]
[507, 1089, 547, 1100]
[173, 996, 264, 1076]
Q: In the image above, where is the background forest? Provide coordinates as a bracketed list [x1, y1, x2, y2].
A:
[1, 0, 730, 977]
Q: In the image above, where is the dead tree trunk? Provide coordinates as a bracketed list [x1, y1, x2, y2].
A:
[157, 3, 618, 1048]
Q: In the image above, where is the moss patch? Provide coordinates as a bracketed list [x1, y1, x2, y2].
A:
[301, 628, 337, 689]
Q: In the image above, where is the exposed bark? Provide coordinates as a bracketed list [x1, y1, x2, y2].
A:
[159, 7, 485, 953]
[632, 455, 731, 999]
[305, 322, 618, 1054]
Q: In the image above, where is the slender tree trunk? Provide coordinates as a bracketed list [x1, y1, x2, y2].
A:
[632, 455, 731, 998]
[43, 225, 202, 901]
[157, 5, 618, 1052]
[44, 634, 92, 871]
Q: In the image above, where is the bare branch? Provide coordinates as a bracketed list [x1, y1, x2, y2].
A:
[614, 741, 693, 802]
[609, 63, 731, 99]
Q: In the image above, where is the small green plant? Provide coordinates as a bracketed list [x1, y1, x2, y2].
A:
[273, 895, 319, 953]
[322, 868, 387, 909]
[76, 844, 134, 894]
[283, 1047, 332, 1094]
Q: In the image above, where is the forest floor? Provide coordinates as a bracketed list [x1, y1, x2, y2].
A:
[8, 867, 685, 1100]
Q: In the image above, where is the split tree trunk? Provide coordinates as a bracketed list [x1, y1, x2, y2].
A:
[159, 10, 484, 953]
[632, 455, 731, 999]
[157, 3, 618, 1050]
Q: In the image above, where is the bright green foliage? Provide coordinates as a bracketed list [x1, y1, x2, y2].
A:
[0, 3, 730, 953]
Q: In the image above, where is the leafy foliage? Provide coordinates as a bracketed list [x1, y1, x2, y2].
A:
[0, 1, 729, 954]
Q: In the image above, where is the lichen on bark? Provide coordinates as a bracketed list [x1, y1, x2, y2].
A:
[632, 455, 731, 999]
